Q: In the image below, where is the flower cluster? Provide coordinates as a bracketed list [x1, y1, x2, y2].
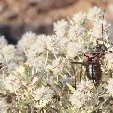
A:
[33, 86, 54, 108]
[0, 6, 113, 113]
[69, 80, 98, 112]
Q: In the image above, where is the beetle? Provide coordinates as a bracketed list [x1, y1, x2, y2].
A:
[84, 43, 108, 83]
[71, 42, 108, 85]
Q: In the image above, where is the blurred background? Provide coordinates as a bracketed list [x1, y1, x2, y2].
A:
[0, 0, 113, 44]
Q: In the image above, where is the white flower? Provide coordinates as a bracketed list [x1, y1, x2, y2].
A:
[69, 90, 85, 109]
[72, 12, 86, 24]
[36, 34, 47, 49]
[68, 24, 85, 39]
[54, 19, 68, 37]
[106, 78, 113, 97]
[33, 86, 54, 108]
[77, 80, 94, 92]
[26, 42, 45, 58]
[0, 36, 7, 49]
[33, 86, 54, 100]
[0, 45, 16, 63]
[26, 55, 45, 71]
[70, 80, 96, 110]
[2, 74, 21, 93]
[17, 31, 37, 51]
[66, 42, 84, 59]
[44, 35, 61, 53]
[87, 6, 103, 21]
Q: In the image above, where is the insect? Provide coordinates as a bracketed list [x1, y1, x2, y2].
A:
[85, 43, 108, 82]
[71, 42, 108, 85]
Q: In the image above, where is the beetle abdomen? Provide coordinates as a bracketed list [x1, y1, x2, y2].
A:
[86, 61, 102, 83]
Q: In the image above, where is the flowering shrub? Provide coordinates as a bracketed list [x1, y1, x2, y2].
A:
[0, 7, 113, 113]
